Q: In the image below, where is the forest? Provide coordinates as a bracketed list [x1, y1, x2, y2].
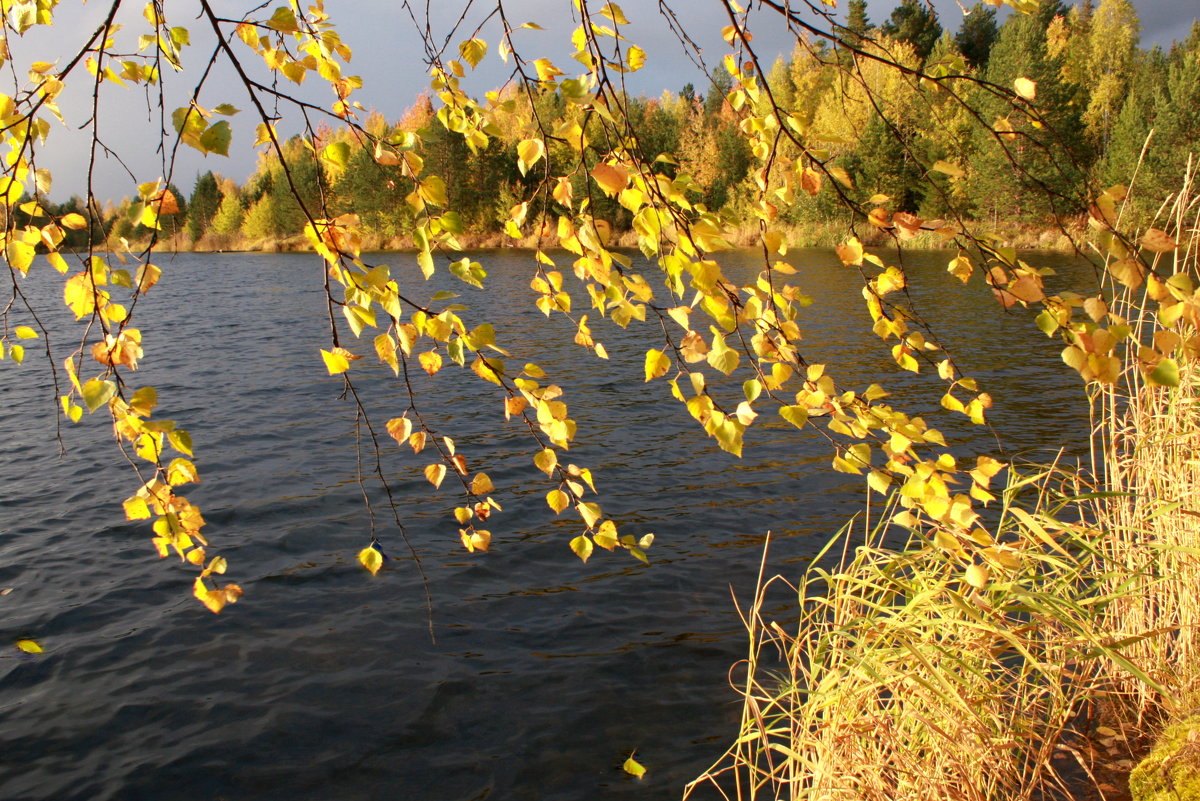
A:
[71, 0, 1199, 252]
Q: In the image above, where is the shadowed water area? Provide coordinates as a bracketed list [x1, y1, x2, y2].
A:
[0, 248, 1096, 800]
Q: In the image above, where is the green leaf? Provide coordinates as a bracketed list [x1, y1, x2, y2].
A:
[198, 120, 232, 156]
[82, 378, 117, 412]
[1149, 358, 1180, 387]
[322, 141, 351, 169]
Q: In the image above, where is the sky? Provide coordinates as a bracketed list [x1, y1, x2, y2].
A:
[24, 0, 1200, 202]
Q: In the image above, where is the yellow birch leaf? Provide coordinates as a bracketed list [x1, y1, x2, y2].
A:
[570, 534, 593, 562]
[60, 212, 88, 230]
[546, 489, 570, 514]
[15, 639, 43, 654]
[470, 473, 494, 495]
[965, 563, 990, 590]
[644, 348, 670, 381]
[419, 350, 442, 376]
[578, 502, 602, 528]
[321, 348, 350, 375]
[591, 163, 630, 197]
[1141, 228, 1177, 253]
[425, 463, 447, 488]
[386, 417, 412, 444]
[358, 546, 383, 575]
[517, 138, 545, 176]
[534, 448, 557, 477]
[623, 754, 646, 779]
[124, 495, 152, 520]
[1013, 77, 1036, 101]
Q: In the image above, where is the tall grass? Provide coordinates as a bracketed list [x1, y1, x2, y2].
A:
[690, 172, 1200, 801]
[1095, 165, 1200, 721]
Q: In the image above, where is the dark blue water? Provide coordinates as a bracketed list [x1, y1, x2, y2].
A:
[0, 248, 1094, 801]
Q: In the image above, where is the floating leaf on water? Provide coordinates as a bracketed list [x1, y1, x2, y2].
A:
[623, 753, 646, 779]
[16, 639, 43, 654]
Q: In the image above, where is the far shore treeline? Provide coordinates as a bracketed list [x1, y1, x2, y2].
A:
[48, 0, 1200, 253]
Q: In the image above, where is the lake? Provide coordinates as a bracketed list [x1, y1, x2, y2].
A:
[0, 248, 1095, 801]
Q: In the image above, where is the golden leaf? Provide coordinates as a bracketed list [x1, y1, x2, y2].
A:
[358, 545, 383, 575]
[425, 463, 447, 488]
[386, 417, 412, 444]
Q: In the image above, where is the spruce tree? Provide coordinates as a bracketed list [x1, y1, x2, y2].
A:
[881, 0, 943, 61]
[846, 0, 869, 38]
[187, 171, 221, 242]
[954, 3, 999, 70]
[967, 11, 1088, 223]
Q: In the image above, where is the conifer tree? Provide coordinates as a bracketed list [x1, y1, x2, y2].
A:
[187, 171, 221, 243]
[881, 0, 943, 61]
[954, 3, 999, 70]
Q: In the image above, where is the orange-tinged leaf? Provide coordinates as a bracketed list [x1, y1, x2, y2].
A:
[419, 350, 442, 376]
[591, 163, 630, 197]
[1141, 228, 1177, 253]
[450, 453, 468, 475]
[409, 431, 428, 454]
[835, 237, 863, 266]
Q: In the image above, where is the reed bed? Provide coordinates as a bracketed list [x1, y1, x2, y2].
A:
[1095, 166, 1200, 721]
[691, 171, 1200, 801]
